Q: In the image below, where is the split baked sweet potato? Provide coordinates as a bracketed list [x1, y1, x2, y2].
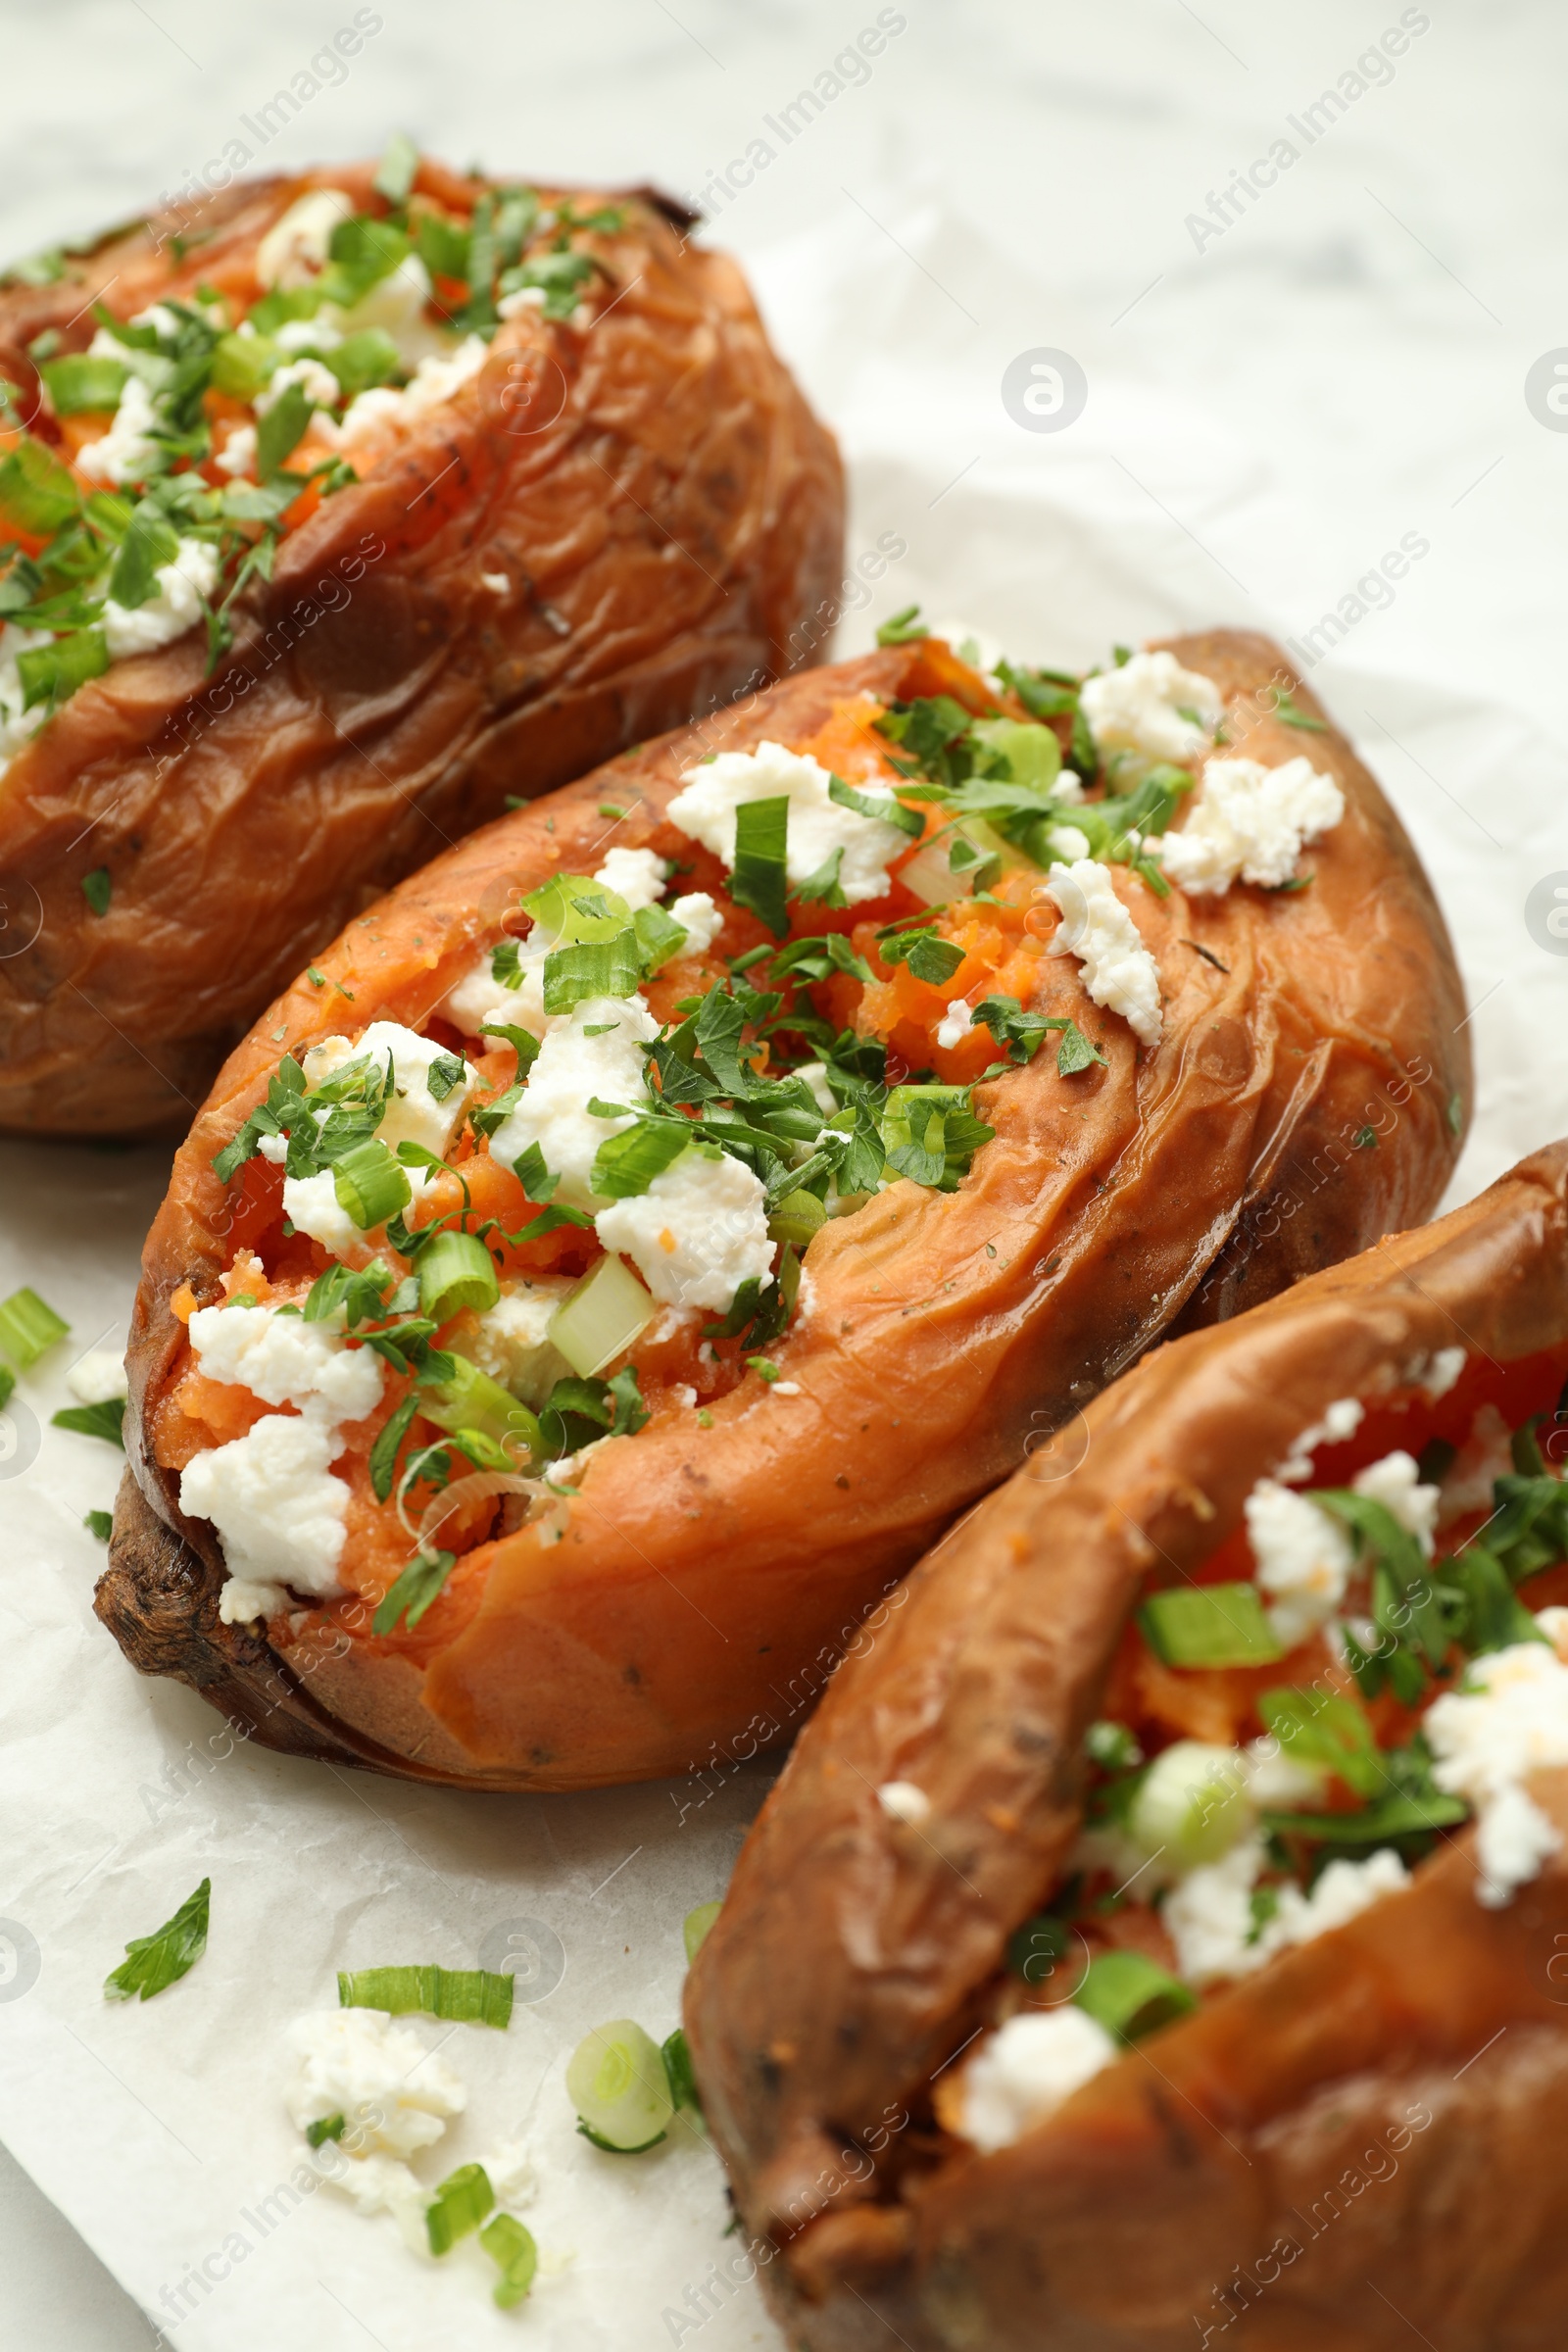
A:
[685, 1141, 1568, 2352]
[0, 149, 843, 1135]
[99, 623, 1467, 1792]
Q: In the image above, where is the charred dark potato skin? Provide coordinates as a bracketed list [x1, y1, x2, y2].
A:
[0, 164, 846, 1137]
[686, 1146, 1568, 2352]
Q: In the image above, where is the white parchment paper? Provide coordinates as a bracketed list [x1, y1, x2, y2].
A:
[3, 188, 1567, 2352]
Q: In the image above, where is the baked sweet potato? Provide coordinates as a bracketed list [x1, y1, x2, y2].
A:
[685, 1141, 1568, 2352]
[99, 624, 1467, 1792]
[0, 152, 844, 1136]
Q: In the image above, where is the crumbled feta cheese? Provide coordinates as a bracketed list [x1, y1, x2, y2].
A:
[1048, 822, 1091, 861]
[187, 1299, 384, 1424]
[1078, 651, 1223, 770]
[301, 1023, 474, 1159]
[594, 1144, 774, 1312]
[669, 892, 721, 956]
[457, 1276, 574, 1405]
[480, 570, 510, 594]
[316, 2150, 429, 2254]
[954, 2009, 1117, 2152]
[102, 537, 220, 660]
[1246, 1478, 1357, 1650]
[594, 845, 668, 910]
[280, 1168, 364, 1257]
[479, 2138, 536, 2209]
[286, 2007, 466, 2159]
[488, 995, 660, 1209]
[182, 1413, 352, 1613]
[935, 1000, 974, 1051]
[255, 187, 356, 288]
[1351, 1448, 1439, 1554]
[215, 421, 257, 479]
[441, 941, 550, 1041]
[1045, 858, 1162, 1049]
[1426, 1632, 1568, 1905]
[877, 1781, 931, 1825]
[338, 335, 488, 441]
[75, 371, 162, 485]
[66, 1349, 128, 1406]
[254, 355, 341, 417]
[1159, 756, 1345, 896]
[273, 315, 343, 356]
[1276, 1396, 1365, 1484]
[665, 739, 910, 907]
[1164, 1833, 1410, 1985]
[1418, 1345, 1466, 1399]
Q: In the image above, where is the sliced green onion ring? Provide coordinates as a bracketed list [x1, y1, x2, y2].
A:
[566, 2019, 673, 2152]
[480, 2212, 539, 2307]
[1072, 1950, 1197, 2045]
[417, 1230, 501, 1325]
[0, 1285, 70, 1367]
[426, 2161, 495, 2255]
[1138, 1582, 1284, 1670]
[337, 1965, 515, 2028]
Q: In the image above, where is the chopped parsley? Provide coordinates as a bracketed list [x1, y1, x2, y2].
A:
[103, 1877, 210, 2002]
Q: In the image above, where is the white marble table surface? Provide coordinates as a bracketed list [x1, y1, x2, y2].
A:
[1, 1, 1562, 2340]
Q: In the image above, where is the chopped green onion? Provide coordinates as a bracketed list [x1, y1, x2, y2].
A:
[81, 868, 112, 917]
[1072, 1950, 1197, 2044]
[39, 354, 129, 415]
[875, 604, 926, 646]
[1256, 1688, 1380, 1796]
[747, 1355, 781, 1382]
[662, 2028, 704, 2126]
[683, 1899, 721, 1964]
[1127, 1740, 1252, 1869]
[0, 1366, 13, 1409]
[566, 2020, 673, 2152]
[1138, 1583, 1284, 1669]
[480, 2211, 538, 2307]
[542, 931, 642, 1015]
[337, 1964, 515, 2028]
[969, 715, 1061, 793]
[548, 1253, 655, 1379]
[767, 1189, 827, 1250]
[323, 327, 401, 400]
[372, 1548, 457, 1634]
[103, 1877, 210, 2003]
[522, 871, 634, 943]
[419, 1354, 540, 1456]
[51, 1397, 125, 1447]
[0, 1286, 70, 1367]
[1006, 1912, 1073, 1984]
[729, 795, 790, 937]
[633, 902, 690, 974]
[84, 1508, 113, 1542]
[417, 1231, 501, 1325]
[880, 1084, 994, 1192]
[331, 1139, 412, 1232]
[306, 2113, 346, 2147]
[426, 2161, 494, 2255]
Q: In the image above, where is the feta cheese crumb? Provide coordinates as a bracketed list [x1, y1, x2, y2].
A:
[668, 891, 721, 956]
[954, 2009, 1117, 2152]
[301, 1022, 474, 1159]
[593, 1145, 774, 1312]
[457, 1276, 574, 1405]
[254, 355, 340, 417]
[877, 1781, 931, 1825]
[187, 1299, 385, 1424]
[338, 334, 488, 442]
[182, 1413, 352, 1613]
[67, 1349, 127, 1405]
[75, 371, 162, 485]
[316, 2149, 429, 2255]
[1418, 1345, 1466, 1399]
[1350, 1448, 1439, 1555]
[215, 421, 257, 479]
[1048, 822, 1091, 861]
[286, 2007, 466, 2159]
[935, 999, 974, 1051]
[1159, 756, 1345, 896]
[1426, 1631, 1568, 1905]
[102, 537, 220, 661]
[1276, 1396, 1365, 1484]
[481, 570, 511, 594]
[1045, 858, 1162, 1048]
[594, 845, 668, 910]
[1078, 651, 1223, 771]
[1440, 1401, 1513, 1519]
[255, 188, 356, 288]
[488, 995, 660, 1208]
[280, 1168, 364, 1257]
[666, 739, 910, 907]
[1245, 1451, 1437, 1649]
[1164, 1834, 1409, 1985]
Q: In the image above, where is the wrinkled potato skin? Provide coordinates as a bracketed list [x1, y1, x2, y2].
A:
[0, 164, 845, 1135]
[684, 1144, 1568, 2352]
[100, 632, 1467, 1792]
